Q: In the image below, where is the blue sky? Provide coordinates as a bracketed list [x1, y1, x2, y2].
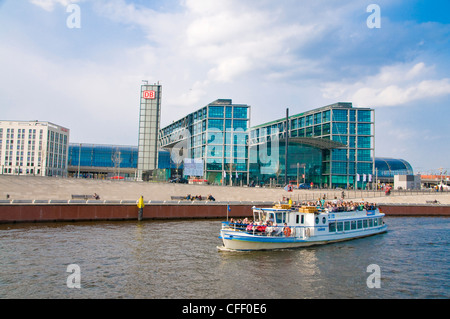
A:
[1, 0, 449, 174]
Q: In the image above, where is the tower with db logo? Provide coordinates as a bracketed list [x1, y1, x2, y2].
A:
[137, 82, 162, 181]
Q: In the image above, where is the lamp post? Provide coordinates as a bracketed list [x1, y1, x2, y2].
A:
[77, 143, 81, 178]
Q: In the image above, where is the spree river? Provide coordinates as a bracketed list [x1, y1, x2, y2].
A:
[0, 217, 448, 299]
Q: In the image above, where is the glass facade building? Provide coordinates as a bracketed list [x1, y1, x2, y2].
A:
[68, 144, 138, 178]
[375, 157, 413, 182]
[67, 144, 178, 179]
[159, 99, 250, 184]
[249, 103, 375, 189]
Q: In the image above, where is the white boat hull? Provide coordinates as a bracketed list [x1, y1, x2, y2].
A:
[219, 225, 387, 251]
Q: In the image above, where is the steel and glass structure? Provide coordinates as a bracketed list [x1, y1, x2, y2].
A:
[374, 157, 414, 183]
[158, 99, 250, 184]
[67, 144, 178, 179]
[68, 144, 138, 178]
[249, 103, 375, 188]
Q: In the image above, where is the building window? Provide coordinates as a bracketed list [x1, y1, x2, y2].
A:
[233, 107, 248, 119]
[333, 109, 348, 122]
[358, 110, 372, 122]
[208, 106, 224, 118]
[357, 123, 372, 135]
[208, 119, 224, 131]
[314, 113, 322, 125]
[357, 136, 371, 148]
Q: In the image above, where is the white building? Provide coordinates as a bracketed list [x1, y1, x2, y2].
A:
[394, 174, 421, 190]
[0, 121, 70, 177]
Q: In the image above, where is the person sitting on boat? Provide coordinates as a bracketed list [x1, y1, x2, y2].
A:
[282, 223, 291, 237]
[265, 221, 274, 236]
[256, 221, 266, 233]
[272, 223, 282, 236]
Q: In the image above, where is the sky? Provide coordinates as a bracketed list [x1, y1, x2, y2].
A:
[0, 0, 449, 174]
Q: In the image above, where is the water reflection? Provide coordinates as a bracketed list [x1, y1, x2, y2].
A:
[0, 217, 448, 299]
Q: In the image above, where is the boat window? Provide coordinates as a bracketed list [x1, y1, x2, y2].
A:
[374, 218, 379, 226]
[357, 220, 363, 229]
[329, 222, 336, 232]
[267, 213, 275, 223]
[301, 215, 304, 224]
[315, 217, 319, 224]
[296, 214, 299, 224]
[322, 217, 327, 224]
[344, 221, 350, 231]
[363, 219, 368, 228]
[351, 221, 357, 230]
[275, 212, 285, 224]
[337, 222, 343, 231]
[368, 218, 373, 227]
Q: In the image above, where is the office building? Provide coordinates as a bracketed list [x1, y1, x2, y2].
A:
[158, 99, 251, 185]
[249, 103, 375, 189]
[0, 120, 70, 177]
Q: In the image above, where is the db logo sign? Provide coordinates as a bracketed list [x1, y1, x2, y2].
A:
[143, 90, 156, 99]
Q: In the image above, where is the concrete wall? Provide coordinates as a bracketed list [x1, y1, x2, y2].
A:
[0, 202, 448, 224]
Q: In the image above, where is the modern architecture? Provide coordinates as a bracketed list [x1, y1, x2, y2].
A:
[159, 99, 251, 185]
[249, 103, 375, 189]
[67, 143, 178, 180]
[137, 82, 162, 180]
[0, 120, 70, 177]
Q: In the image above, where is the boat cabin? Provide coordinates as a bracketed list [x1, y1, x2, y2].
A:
[252, 205, 384, 238]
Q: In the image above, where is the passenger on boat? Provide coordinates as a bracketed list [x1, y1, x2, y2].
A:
[265, 222, 274, 236]
[282, 223, 291, 237]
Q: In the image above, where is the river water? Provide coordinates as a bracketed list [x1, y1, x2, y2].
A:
[0, 217, 448, 299]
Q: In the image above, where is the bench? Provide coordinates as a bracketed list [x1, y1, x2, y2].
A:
[171, 196, 187, 200]
[72, 195, 100, 200]
[170, 196, 210, 201]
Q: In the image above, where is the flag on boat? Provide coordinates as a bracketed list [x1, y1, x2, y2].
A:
[227, 205, 231, 212]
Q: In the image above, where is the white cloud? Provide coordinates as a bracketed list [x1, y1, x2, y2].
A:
[322, 62, 450, 107]
[29, 0, 79, 11]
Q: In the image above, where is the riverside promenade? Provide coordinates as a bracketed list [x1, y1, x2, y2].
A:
[1, 175, 450, 204]
[0, 175, 449, 223]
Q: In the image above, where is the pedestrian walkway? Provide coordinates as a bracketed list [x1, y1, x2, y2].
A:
[1, 175, 449, 204]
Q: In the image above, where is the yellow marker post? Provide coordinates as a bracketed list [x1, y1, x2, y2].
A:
[137, 196, 144, 221]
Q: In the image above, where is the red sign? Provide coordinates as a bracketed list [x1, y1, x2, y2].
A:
[143, 90, 156, 99]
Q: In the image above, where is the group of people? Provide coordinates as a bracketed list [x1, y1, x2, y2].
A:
[228, 218, 290, 236]
[322, 201, 377, 212]
[286, 198, 377, 212]
[185, 194, 215, 201]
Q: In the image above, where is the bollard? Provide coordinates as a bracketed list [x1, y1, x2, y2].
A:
[137, 195, 144, 221]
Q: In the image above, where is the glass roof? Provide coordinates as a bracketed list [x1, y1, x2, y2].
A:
[375, 157, 413, 177]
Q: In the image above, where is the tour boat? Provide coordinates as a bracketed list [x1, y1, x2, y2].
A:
[218, 203, 387, 251]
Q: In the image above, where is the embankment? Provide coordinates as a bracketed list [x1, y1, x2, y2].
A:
[0, 200, 448, 224]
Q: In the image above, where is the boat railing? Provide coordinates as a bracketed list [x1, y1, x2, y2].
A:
[222, 221, 310, 238]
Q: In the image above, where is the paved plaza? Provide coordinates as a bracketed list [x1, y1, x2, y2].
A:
[1, 175, 449, 205]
